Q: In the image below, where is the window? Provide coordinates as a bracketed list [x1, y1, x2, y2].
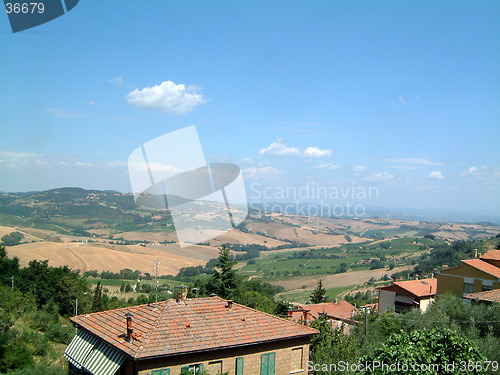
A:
[151, 370, 170, 375]
[483, 285, 493, 291]
[464, 282, 473, 294]
[236, 357, 244, 375]
[181, 364, 204, 374]
[260, 352, 276, 375]
[291, 347, 303, 372]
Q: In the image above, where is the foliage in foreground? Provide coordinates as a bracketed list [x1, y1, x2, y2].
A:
[357, 328, 486, 374]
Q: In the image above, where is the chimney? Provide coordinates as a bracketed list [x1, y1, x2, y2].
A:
[226, 300, 233, 310]
[474, 249, 478, 259]
[176, 292, 182, 303]
[302, 310, 310, 327]
[430, 285, 432, 293]
[125, 312, 134, 343]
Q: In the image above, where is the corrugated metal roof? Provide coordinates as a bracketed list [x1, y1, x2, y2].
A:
[64, 330, 125, 375]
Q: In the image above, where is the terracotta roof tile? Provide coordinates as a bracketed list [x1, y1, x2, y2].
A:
[71, 297, 318, 359]
[463, 259, 500, 279]
[480, 250, 500, 261]
[380, 278, 437, 297]
[465, 289, 500, 303]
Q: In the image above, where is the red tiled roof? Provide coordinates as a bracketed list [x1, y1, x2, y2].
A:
[289, 301, 358, 321]
[465, 289, 500, 303]
[463, 259, 500, 279]
[380, 278, 437, 297]
[480, 250, 500, 261]
[71, 297, 317, 359]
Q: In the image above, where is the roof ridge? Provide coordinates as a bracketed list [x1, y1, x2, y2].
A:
[230, 298, 318, 333]
[134, 299, 180, 358]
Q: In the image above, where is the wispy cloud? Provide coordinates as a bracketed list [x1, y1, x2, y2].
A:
[365, 172, 395, 181]
[108, 76, 123, 87]
[44, 108, 85, 118]
[313, 163, 340, 170]
[269, 120, 325, 127]
[243, 166, 281, 179]
[126, 81, 206, 115]
[428, 171, 444, 179]
[391, 95, 421, 107]
[353, 165, 367, 173]
[384, 157, 443, 166]
[384, 165, 420, 170]
[259, 141, 300, 157]
[259, 140, 331, 158]
[303, 147, 332, 158]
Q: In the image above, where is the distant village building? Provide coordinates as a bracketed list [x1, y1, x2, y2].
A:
[436, 250, 500, 298]
[465, 288, 500, 305]
[65, 296, 318, 375]
[378, 278, 437, 313]
[288, 301, 358, 332]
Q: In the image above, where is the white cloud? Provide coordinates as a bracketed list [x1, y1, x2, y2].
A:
[88, 101, 98, 106]
[75, 161, 93, 167]
[428, 171, 444, 179]
[259, 141, 300, 157]
[313, 163, 340, 170]
[365, 172, 395, 181]
[384, 157, 443, 166]
[303, 147, 332, 158]
[353, 165, 367, 173]
[259, 140, 331, 158]
[460, 166, 479, 176]
[108, 76, 123, 87]
[126, 81, 206, 115]
[244, 166, 281, 179]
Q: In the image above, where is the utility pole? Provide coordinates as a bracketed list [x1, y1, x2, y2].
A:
[11, 275, 14, 290]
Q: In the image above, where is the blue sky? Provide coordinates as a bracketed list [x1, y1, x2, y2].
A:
[1, 1, 499, 218]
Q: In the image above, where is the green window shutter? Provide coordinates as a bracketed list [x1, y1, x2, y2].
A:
[198, 363, 204, 374]
[260, 353, 269, 375]
[152, 370, 161, 375]
[160, 370, 170, 375]
[181, 365, 189, 373]
[236, 357, 244, 375]
[268, 352, 275, 375]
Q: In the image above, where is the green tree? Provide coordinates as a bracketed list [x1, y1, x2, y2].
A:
[310, 279, 327, 304]
[357, 328, 486, 374]
[92, 281, 103, 313]
[0, 232, 24, 246]
[309, 314, 358, 374]
[207, 245, 239, 299]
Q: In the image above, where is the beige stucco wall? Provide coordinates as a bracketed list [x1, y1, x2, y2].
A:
[119, 337, 311, 375]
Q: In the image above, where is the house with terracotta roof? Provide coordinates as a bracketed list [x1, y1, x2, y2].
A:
[64, 296, 318, 375]
[436, 252, 500, 298]
[288, 301, 358, 331]
[378, 278, 437, 313]
[465, 288, 500, 304]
